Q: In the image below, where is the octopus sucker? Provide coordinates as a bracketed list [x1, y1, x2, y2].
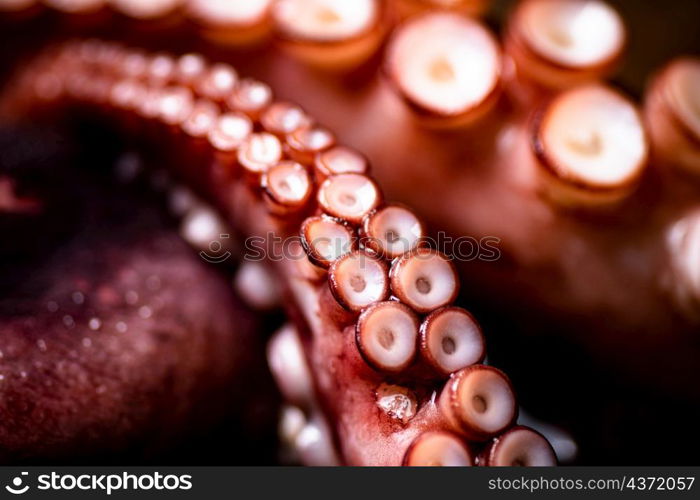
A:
[439, 365, 517, 442]
[384, 12, 502, 128]
[389, 248, 460, 314]
[505, 0, 625, 95]
[403, 430, 475, 466]
[419, 307, 485, 377]
[480, 425, 557, 466]
[531, 83, 649, 207]
[1, 0, 698, 466]
[644, 57, 700, 176]
[272, 0, 387, 71]
[317, 172, 381, 224]
[186, 0, 275, 47]
[328, 250, 389, 313]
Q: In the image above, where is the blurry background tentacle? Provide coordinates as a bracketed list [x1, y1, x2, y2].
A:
[0, 0, 698, 465]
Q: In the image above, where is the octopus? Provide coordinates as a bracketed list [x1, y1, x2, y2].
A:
[0, 0, 698, 466]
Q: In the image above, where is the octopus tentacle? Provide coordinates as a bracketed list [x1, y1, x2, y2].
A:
[0, 37, 556, 465]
